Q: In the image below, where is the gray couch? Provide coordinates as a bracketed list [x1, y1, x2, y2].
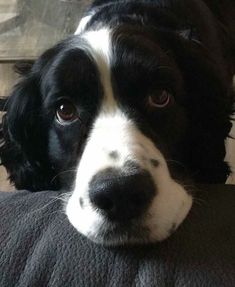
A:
[0, 185, 234, 286]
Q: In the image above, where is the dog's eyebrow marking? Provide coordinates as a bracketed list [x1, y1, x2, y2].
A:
[109, 151, 119, 160]
[81, 28, 116, 111]
[150, 159, 160, 167]
[79, 198, 84, 209]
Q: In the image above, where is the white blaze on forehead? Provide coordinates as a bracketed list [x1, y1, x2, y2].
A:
[75, 14, 93, 34]
[80, 28, 116, 110]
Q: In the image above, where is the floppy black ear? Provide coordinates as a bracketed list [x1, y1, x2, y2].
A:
[0, 41, 70, 191]
[0, 57, 59, 190]
[0, 72, 56, 191]
[175, 44, 234, 183]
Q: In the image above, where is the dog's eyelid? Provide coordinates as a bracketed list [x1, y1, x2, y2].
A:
[55, 96, 75, 105]
[56, 111, 81, 126]
[148, 88, 174, 109]
[55, 98, 81, 125]
[55, 116, 80, 126]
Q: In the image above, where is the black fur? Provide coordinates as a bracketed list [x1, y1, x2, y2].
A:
[0, 0, 234, 191]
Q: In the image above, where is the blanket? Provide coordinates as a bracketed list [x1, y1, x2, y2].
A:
[0, 185, 234, 286]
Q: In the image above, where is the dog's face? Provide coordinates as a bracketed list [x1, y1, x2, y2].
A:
[42, 26, 193, 245]
[2, 5, 232, 245]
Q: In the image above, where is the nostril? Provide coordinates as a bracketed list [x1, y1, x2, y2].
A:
[132, 195, 143, 208]
[93, 193, 114, 211]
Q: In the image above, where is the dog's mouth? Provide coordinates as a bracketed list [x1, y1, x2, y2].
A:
[86, 218, 151, 245]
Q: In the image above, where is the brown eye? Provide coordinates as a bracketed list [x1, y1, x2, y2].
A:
[148, 90, 172, 108]
[56, 100, 79, 123]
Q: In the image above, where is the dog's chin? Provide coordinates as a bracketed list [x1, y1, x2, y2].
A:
[84, 222, 152, 246]
[65, 185, 193, 246]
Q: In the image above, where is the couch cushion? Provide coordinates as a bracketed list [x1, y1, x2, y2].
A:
[0, 185, 234, 287]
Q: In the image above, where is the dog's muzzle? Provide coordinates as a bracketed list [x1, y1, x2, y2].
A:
[66, 110, 193, 245]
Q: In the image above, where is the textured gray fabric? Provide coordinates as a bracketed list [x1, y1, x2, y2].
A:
[0, 185, 234, 287]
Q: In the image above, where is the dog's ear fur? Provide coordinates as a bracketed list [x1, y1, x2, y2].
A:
[0, 48, 62, 191]
[174, 42, 234, 183]
[0, 74, 55, 191]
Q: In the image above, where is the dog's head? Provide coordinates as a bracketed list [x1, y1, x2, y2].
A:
[1, 6, 233, 245]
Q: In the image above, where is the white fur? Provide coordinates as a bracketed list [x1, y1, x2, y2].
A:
[66, 27, 193, 245]
[66, 109, 192, 244]
[75, 14, 93, 35]
[81, 28, 116, 110]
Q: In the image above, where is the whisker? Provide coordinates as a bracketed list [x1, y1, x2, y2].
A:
[156, 65, 174, 71]
[192, 195, 207, 207]
[28, 192, 70, 215]
[50, 169, 77, 184]
[166, 159, 187, 169]
[31, 209, 65, 222]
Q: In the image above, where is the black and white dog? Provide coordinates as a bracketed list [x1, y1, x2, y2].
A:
[1, 0, 234, 245]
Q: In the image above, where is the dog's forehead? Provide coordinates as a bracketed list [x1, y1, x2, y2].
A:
[78, 26, 167, 69]
[72, 28, 162, 99]
[78, 27, 181, 101]
[79, 28, 116, 110]
[42, 26, 182, 111]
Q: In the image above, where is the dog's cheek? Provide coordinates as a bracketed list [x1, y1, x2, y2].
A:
[47, 127, 81, 188]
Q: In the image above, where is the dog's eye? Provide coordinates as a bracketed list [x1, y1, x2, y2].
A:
[148, 90, 172, 108]
[56, 100, 79, 123]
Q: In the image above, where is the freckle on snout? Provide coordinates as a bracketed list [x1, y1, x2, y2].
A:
[150, 159, 160, 168]
[79, 198, 84, 209]
[109, 151, 119, 160]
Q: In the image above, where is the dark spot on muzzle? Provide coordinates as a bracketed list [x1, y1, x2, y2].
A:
[79, 198, 84, 209]
[150, 159, 160, 168]
[109, 151, 119, 160]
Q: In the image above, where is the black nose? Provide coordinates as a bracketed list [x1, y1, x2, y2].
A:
[89, 169, 156, 222]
